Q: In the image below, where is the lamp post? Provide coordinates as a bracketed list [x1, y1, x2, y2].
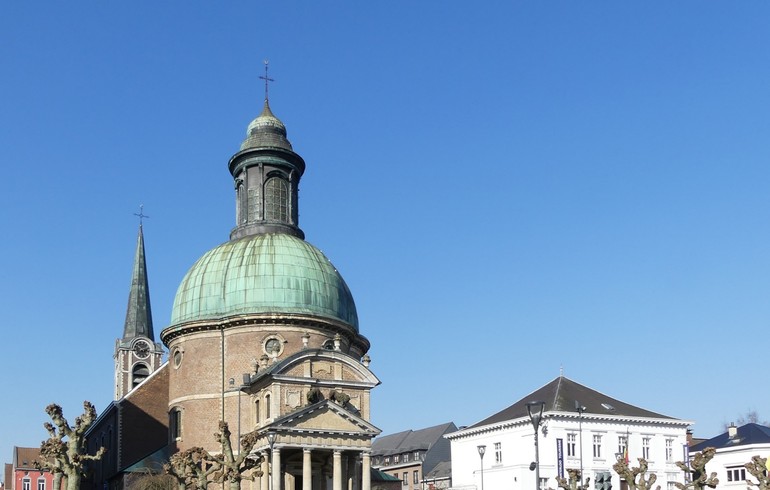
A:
[527, 401, 546, 490]
[267, 431, 277, 490]
[575, 400, 585, 489]
[477, 445, 486, 490]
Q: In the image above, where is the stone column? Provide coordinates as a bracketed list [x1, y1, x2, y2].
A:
[261, 451, 270, 490]
[272, 447, 282, 490]
[361, 452, 371, 490]
[333, 450, 343, 490]
[303, 449, 312, 490]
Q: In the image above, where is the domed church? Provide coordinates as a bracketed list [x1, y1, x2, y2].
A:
[90, 88, 381, 490]
[160, 95, 381, 490]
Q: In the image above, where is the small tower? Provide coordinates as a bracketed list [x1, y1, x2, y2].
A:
[114, 222, 163, 399]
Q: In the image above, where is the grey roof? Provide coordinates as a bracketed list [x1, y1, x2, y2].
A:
[469, 376, 675, 429]
[425, 461, 451, 480]
[690, 423, 770, 452]
[122, 224, 154, 341]
[372, 422, 457, 456]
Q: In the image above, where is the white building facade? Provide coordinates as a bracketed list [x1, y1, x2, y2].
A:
[689, 423, 770, 489]
[447, 377, 691, 490]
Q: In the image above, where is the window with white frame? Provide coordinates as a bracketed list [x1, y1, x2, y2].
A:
[665, 439, 673, 462]
[22, 479, 31, 490]
[667, 482, 676, 490]
[618, 435, 627, 459]
[37, 478, 45, 490]
[402, 472, 408, 485]
[593, 434, 602, 458]
[539, 477, 549, 490]
[395, 454, 400, 463]
[567, 433, 577, 457]
[414, 471, 419, 484]
[404, 453, 410, 462]
[642, 437, 651, 460]
[494, 442, 502, 464]
[414, 451, 420, 462]
[727, 466, 746, 482]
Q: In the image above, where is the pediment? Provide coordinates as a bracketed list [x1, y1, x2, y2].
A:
[272, 400, 380, 436]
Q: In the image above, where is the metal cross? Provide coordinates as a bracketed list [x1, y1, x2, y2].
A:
[259, 59, 274, 102]
[134, 204, 149, 226]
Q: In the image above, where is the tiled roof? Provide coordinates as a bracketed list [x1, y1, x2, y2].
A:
[690, 423, 770, 452]
[469, 376, 676, 429]
[14, 447, 42, 469]
[372, 422, 456, 456]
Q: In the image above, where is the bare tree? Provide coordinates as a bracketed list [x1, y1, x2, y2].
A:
[554, 468, 590, 490]
[34, 401, 105, 490]
[210, 422, 263, 490]
[674, 447, 719, 490]
[745, 455, 770, 490]
[613, 458, 660, 490]
[164, 422, 263, 490]
[724, 411, 770, 430]
[164, 447, 218, 490]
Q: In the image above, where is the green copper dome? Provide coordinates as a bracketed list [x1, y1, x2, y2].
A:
[170, 234, 358, 330]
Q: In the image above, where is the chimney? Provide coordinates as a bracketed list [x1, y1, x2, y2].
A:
[728, 423, 738, 439]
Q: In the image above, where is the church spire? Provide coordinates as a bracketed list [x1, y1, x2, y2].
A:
[122, 222, 154, 340]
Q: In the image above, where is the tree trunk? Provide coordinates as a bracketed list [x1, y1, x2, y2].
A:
[65, 470, 80, 490]
[52, 473, 62, 490]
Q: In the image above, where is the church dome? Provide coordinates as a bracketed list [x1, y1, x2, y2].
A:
[169, 233, 358, 330]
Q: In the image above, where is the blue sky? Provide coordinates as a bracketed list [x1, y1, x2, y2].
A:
[2, 1, 769, 471]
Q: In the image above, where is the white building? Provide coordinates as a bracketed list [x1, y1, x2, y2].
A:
[446, 376, 691, 490]
[689, 423, 770, 488]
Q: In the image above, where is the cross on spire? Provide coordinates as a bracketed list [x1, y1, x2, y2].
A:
[259, 59, 274, 102]
[134, 204, 149, 227]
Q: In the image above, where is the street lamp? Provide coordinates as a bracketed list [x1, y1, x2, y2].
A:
[527, 401, 546, 490]
[267, 431, 277, 490]
[477, 445, 486, 490]
[575, 400, 586, 489]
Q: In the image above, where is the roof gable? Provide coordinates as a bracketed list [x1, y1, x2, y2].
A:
[469, 376, 677, 429]
[271, 400, 380, 436]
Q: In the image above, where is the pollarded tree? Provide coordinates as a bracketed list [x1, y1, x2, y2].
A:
[555, 468, 590, 490]
[613, 458, 659, 490]
[210, 422, 263, 490]
[34, 401, 105, 490]
[674, 447, 719, 490]
[745, 455, 770, 490]
[164, 422, 263, 490]
[164, 447, 219, 490]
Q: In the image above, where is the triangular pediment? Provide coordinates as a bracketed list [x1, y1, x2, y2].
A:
[271, 400, 380, 436]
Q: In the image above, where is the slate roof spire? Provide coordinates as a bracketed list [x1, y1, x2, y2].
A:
[122, 223, 154, 340]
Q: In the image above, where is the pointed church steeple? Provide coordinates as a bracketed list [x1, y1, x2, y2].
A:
[114, 219, 163, 400]
[122, 223, 154, 340]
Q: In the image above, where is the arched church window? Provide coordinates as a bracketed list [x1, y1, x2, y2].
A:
[265, 393, 271, 419]
[255, 399, 260, 424]
[264, 177, 289, 222]
[169, 408, 182, 440]
[132, 363, 150, 388]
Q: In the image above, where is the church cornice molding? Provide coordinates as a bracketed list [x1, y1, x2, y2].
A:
[161, 312, 365, 347]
